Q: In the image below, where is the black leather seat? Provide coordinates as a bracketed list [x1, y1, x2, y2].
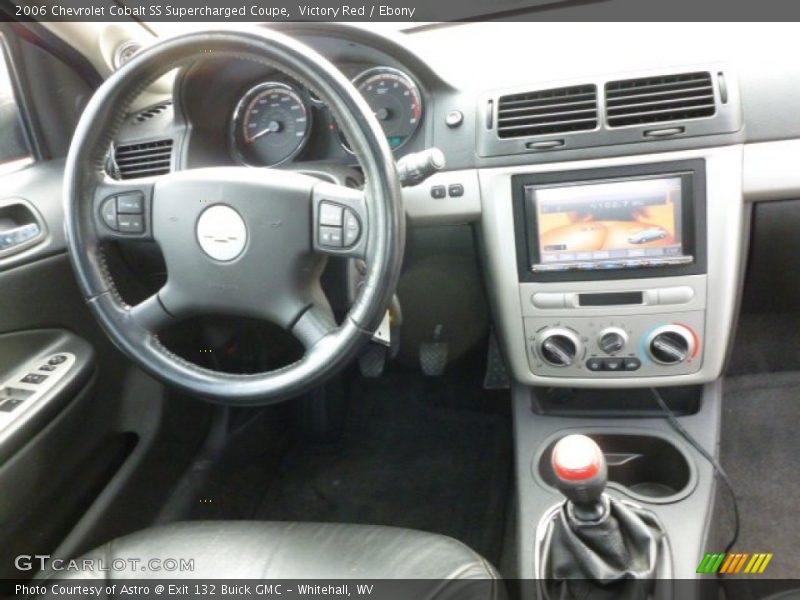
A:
[39, 522, 500, 594]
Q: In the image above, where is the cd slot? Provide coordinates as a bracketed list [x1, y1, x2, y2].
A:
[579, 291, 643, 306]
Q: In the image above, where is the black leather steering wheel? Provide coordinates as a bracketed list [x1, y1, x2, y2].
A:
[63, 28, 404, 405]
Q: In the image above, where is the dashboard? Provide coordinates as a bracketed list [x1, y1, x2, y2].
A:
[107, 22, 800, 389]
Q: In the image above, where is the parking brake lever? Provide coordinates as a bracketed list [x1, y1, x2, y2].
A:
[397, 148, 446, 187]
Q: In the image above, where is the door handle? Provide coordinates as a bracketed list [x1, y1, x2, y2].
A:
[0, 199, 46, 259]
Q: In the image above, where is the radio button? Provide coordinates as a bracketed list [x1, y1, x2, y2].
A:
[531, 293, 565, 309]
[658, 286, 695, 305]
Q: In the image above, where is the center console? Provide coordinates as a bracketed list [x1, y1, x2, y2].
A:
[478, 146, 747, 590]
[479, 145, 745, 388]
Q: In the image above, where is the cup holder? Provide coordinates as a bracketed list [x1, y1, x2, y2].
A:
[537, 432, 696, 503]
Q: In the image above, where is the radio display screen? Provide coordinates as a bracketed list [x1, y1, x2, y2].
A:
[526, 176, 692, 272]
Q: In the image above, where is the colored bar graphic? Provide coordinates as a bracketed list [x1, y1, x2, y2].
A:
[759, 554, 774, 573]
[720, 553, 736, 573]
[700, 552, 774, 575]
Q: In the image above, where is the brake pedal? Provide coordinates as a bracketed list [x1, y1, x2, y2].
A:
[420, 324, 448, 376]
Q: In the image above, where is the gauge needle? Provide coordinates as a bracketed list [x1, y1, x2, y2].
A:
[247, 120, 282, 143]
[374, 108, 390, 121]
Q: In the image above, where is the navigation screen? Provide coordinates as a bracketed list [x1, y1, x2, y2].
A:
[527, 176, 692, 272]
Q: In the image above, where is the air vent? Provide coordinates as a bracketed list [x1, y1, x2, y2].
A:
[134, 101, 172, 123]
[605, 72, 716, 128]
[114, 139, 173, 179]
[497, 84, 598, 138]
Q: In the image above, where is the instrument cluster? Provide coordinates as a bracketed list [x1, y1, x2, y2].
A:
[230, 66, 424, 167]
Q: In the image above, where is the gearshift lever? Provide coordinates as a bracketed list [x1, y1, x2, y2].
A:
[551, 434, 608, 521]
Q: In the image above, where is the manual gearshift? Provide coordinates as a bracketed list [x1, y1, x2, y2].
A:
[540, 434, 672, 599]
[551, 434, 608, 521]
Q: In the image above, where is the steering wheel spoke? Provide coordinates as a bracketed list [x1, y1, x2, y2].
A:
[128, 291, 177, 333]
[93, 178, 156, 242]
[312, 181, 368, 260]
[291, 301, 338, 350]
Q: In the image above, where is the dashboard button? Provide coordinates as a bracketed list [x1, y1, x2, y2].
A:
[319, 202, 344, 226]
[604, 358, 623, 371]
[658, 286, 694, 305]
[430, 185, 446, 199]
[623, 358, 642, 371]
[586, 358, 604, 371]
[448, 184, 464, 197]
[445, 110, 464, 128]
[531, 293, 565, 309]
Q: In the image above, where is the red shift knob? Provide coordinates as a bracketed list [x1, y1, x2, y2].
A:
[551, 434, 608, 521]
[552, 434, 603, 481]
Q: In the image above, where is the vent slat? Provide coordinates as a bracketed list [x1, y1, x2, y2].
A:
[498, 107, 598, 123]
[114, 139, 173, 179]
[497, 84, 598, 139]
[607, 96, 715, 114]
[605, 72, 716, 128]
[605, 85, 713, 104]
[499, 100, 597, 117]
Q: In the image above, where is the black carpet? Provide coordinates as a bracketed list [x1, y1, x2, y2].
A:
[254, 368, 512, 565]
[720, 371, 800, 593]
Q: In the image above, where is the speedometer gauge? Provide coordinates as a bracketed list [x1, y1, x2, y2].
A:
[339, 67, 423, 153]
[232, 82, 311, 167]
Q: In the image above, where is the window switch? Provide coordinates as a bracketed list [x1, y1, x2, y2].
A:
[22, 373, 48, 384]
[40, 364, 57, 372]
[0, 398, 25, 412]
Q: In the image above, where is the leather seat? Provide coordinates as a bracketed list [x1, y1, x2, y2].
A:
[39, 522, 500, 593]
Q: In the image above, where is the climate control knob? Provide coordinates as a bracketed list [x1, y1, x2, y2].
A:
[646, 325, 697, 365]
[538, 328, 582, 367]
[598, 327, 627, 354]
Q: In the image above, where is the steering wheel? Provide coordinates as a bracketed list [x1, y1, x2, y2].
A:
[63, 29, 404, 405]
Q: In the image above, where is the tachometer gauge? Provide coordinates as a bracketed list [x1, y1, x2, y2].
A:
[232, 82, 311, 167]
[338, 67, 423, 153]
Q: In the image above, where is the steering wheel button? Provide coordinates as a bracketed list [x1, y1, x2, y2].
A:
[319, 202, 344, 226]
[344, 211, 360, 246]
[319, 226, 343, 248]
[101, 198, 118, 230]
[117, 192, 144, 214]
[118, 214, 144, 234]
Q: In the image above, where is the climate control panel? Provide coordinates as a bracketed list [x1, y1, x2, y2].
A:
[524, 311, 704, 378]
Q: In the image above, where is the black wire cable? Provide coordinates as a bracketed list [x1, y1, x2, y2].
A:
[650, 388, 739, 555]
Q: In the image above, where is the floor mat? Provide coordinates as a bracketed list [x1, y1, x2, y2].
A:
[254, 367, 512, 565]
[720, 372, 800, 588]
